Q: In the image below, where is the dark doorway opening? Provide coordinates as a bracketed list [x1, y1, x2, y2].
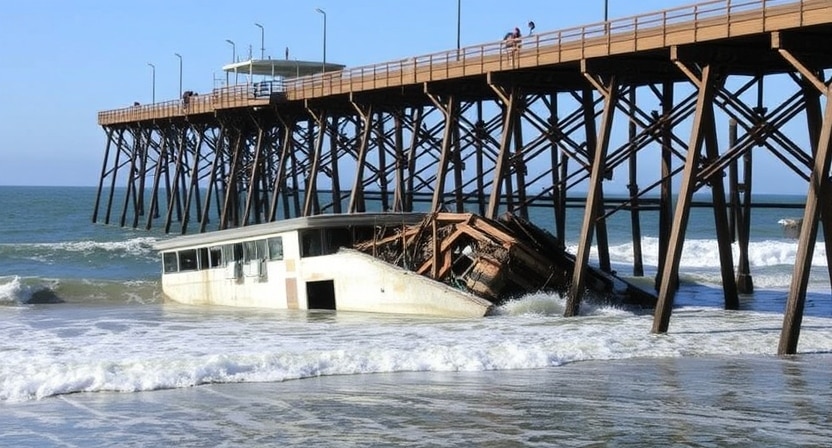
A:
[306, 280, 336, 310]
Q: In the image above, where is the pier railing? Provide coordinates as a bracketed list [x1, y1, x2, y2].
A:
[283, 0, 818, 98]
[98, 0, 824, 125]
[98, 81, 283, 124]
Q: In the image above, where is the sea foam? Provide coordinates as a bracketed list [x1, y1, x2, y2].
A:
[43, 236, 158, 258]
[2, 302, 831, 402]
[0, 276, 31, 304]
[572, 237, 826, 269]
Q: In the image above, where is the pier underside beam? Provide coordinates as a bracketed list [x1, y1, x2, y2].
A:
[163, 126, 187, 233]
[199, 126, 225, 233]
[145, 128, 169, 231]
[220, 129, 244, 229]
[657, 81, 675, 293]
[180, 126, 206, 234]
[728, 119, 754, 294]
[267, 113, 296, 222]
[94, 127, 124, 226]
[582, 86, 612, 274]
[703, 92, 740, 311]
[118, 127, 144, 228]
[653, 62, 718, 334]
[348, 101, 374, 213]
[303, 107, 327, 217]
[777, 46, 832, 355]
[565, 69, 619, 317]
[92, 127, 116, 225]
[241, 124, 266, 226]
[391, 110, 405, 212]
[626, 88, 644, 277]
[425, 87, 459, 212]
[486, 83, 518, 219]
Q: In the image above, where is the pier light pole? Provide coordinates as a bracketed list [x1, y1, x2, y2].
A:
[456, 0, 461, 50]
[225, 39, 236, 85]
[225, 39, 236, 63]
[147, 62, 155, 104]
[315, 7, 327, 74]
[603, 0, 610, 34]
[255, 23, 264, 59]
[174, 52, 182, 98]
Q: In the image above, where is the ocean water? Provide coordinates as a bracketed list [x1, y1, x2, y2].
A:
[1, 186, 831, 447]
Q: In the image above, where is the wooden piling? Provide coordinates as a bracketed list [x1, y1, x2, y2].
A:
[653, 62, 716, 334]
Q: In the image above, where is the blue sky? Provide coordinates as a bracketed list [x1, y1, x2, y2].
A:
[0, 0, 812, 194]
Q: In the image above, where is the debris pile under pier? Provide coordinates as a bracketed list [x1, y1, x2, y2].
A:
[353, 212, 656, 307]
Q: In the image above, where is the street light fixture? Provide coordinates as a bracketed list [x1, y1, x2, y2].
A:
[174, 53, 182, 98]
[225, 39, 236, 62]
[225, 40, 236, 85]
[254, 23, 264, 59]
[315, 7, 327, 74]
[147, 62, 156, 104]
[456, 0, 461, 51]
[604, 0, 610, 34]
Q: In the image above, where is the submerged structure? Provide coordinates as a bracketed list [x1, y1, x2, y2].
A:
[353, 212, 655, 306]
[155, 211, 655, 317]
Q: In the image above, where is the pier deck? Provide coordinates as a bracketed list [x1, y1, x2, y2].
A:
[98, 0, 832, 125]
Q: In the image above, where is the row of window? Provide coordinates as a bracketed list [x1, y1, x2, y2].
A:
[163, 236, 284, 274]
[161, 227, 371, 274]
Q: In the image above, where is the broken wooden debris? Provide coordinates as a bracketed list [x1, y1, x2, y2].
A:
[352, 212, 657, 307]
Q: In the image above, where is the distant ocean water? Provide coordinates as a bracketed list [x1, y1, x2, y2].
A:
[1, 186, 830, 447]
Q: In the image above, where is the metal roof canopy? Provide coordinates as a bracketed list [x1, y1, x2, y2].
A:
[222, 59, 346, 79]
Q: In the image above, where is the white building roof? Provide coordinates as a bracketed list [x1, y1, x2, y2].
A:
[222, 59, 345, 79]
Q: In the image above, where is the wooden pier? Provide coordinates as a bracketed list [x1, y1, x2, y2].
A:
[94, 0, 832, 354]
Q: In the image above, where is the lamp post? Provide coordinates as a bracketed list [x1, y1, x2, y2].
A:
[225, 40, 236, 85]
[315, 7, 327, 74]
[225, 39, 236, 62]
[456, 0, 461, 51]
[147, 62, 156, 104]
[254, 23, 264, 59]
[174, 53, 182, 98]
[604, 0, 610, 34]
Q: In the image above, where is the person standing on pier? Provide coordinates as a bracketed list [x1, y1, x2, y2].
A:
[503, 27, 522, 65]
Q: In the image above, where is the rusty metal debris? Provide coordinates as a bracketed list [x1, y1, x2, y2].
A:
[353, 212, 656, 307]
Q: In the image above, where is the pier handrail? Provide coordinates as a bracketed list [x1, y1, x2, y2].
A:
[98, 0, 815, 125]
[281, 0, 805, 97]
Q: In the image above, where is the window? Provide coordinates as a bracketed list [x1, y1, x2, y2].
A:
[197, 247, 209, 270]
[243, 241, 258, 262]
[325, 228, 352, 254]
[243, 240, 269, 261]
[301, 230, 322, 257]
[163, 252, 178, 273]
[178, 249, 198, 271]
[255, 239, 268, 260]
[222, 245, 234, 266]
[268, 236, 284, 260]
[208, 246, 223, 268]
[222, 243, 243, 266]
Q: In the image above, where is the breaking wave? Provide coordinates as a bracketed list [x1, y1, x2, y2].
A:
[571, 237, 826, 269]
[26, 236, 158, 259]
[2, 299, 830, 402]
[0, 275, 161, 306]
